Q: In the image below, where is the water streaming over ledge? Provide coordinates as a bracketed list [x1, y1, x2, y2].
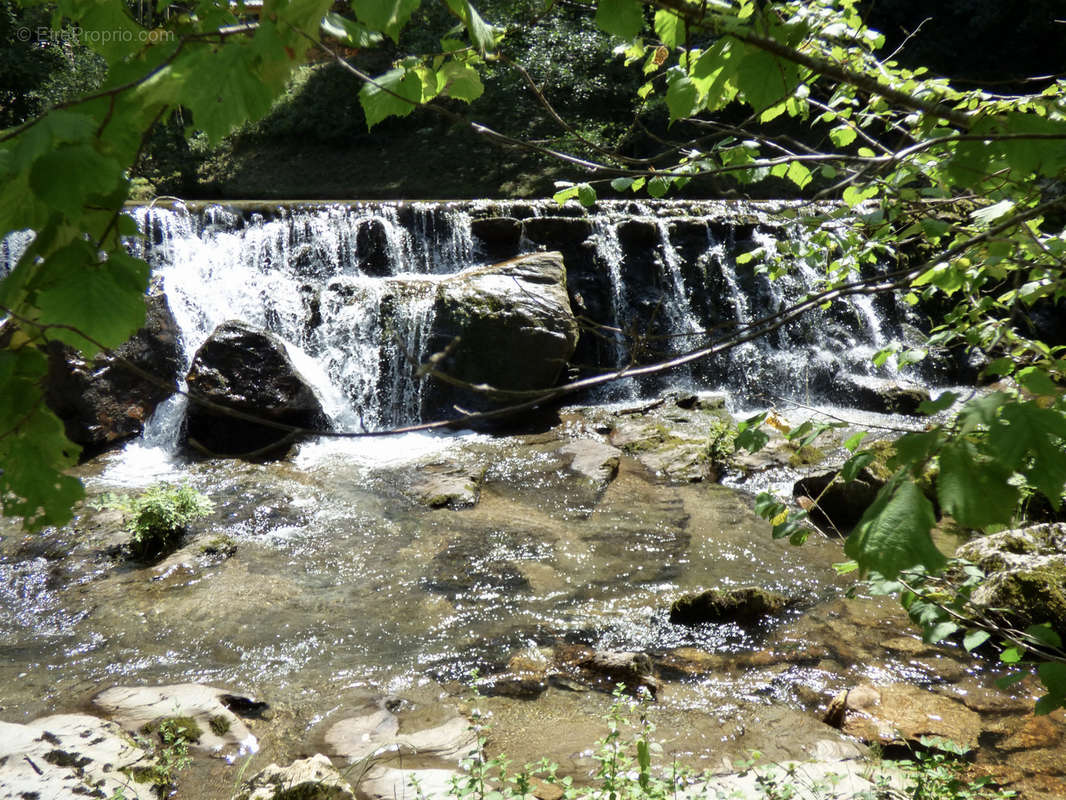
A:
[110, 198, 930, 441]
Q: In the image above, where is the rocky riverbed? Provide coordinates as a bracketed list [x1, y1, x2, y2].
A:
[1, 394, 1064, 800]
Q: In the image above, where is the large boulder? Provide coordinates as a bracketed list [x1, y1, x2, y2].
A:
[43, 292, 182, 459]
[236, 754, 355, 800]
[424, 252, 580, 414]
[955, 523, 1066, 641]
[184, 321, 327, 458]
[793, 469, 885, 535]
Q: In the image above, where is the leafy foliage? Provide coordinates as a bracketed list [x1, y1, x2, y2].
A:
[101, 483, 214, 561]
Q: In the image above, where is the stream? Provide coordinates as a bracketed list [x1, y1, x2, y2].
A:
[0, 200, 1059, 799]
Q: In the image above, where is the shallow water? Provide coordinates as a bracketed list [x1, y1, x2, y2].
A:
[0, 412, 1049, 797]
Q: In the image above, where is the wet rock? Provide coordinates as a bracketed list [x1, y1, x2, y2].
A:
[837, 376, 931, 416]
[824, 684, 981, 752]
[1000, 713, 1064, 752]
[356, 218, 392, 276]
[184, 321, 328, 458]
[470, 217, 522, 259]
[955, 523, 1066, 640]
[0, 714, 156, 800]
[426, 252, 580, 414]
[410, 461, 484, 508]
[558, 438, 621, 487]
[608, 421, 710, 482]
[325, 706, 476, 764]
[794, 469, 884, 535]
[236, 754, 355, 800]
[43, 292, 182, 460]
[479, 647, 552, 699]
[358, 766, 461, 800]
[521, 216, 592, 245]
[669, 586, 793, 627]
[553, 645, 659, 697]
[422, 528, 534, 597]
[616, 219, 658, 249]
[92, 683, 258, 758]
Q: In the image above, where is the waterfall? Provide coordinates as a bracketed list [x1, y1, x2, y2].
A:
[3, 198, 935, 452]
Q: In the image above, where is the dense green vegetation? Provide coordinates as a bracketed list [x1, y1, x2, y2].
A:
[2, 0, 1066, 714]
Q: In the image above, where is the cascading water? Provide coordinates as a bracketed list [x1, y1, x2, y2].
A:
[4, 198, 931, 453]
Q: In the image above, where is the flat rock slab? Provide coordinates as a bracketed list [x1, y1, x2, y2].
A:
[825, 684, 982, 751]
[558, 438, 621, 487]
[0, 713, 156, 800]
[358, 765, 462, 800]
[236, 754, 355, 800]
[325, 709, 476, 764]
[93, 683, 258, 758]
[410, 462, 483, 509]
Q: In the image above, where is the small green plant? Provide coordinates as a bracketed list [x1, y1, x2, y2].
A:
[128, 716, 196, 797]
[209, 714, 232, 736]
[703, 417, 738, 471]
[101, 484, 214, 562]
[899, 739, 1015, 800]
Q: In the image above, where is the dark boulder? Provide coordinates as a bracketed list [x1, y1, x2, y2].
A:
[470, 217, 522, 260]
[835, 376, 931, 416]
[794, 468, 885, 534]
[522, 216, 593, 245]
[424, 252, 580, 415]
[669, 586, 792, 627]
[184, 321, 327, 458]
[43, 292, 182, 460]
[356, 218, 392, 276]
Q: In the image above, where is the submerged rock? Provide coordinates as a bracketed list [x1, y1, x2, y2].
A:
[184, 321, 327, 458]
[410, 461, 484, 508]
[237, 754, 355, 800]
[425, 252, 580, 414]
[92, 683, 259, 758]
[558, 438, 621, 488]
[824, 684, 981, 752]
[669, 586, 793, 627]
[955, 523, 1066, 640]
[43, 292, 182, 460]
[553, 645, 659, 697]
[0, 714, 156, 800]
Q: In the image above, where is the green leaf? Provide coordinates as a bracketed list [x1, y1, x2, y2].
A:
[844, 432, 867, 452]
[925, 621, 959, 644]
[354, 0, 422, 42]
[321, 12, 384, 47]
[610, 177, 635, 192]
[963, 629, 991, 651]
[937, 440, 1019, 529]
[359, 67, 423, 129]
[180, 42, 281, 141]
[734, 46, 799, 112]
[577, 184, 597, 207]
[1000, 646, 1025, 664]
[736, 412, 769, 453]
[845, 477, 943, 579]
[444, 0, 494, 53]
[439, 61, 484, 102]
[1026, 623, 1064, 650]
[647, 175, 670, 198]
[829, 125, 857, 147]
[840, 451, 874, 483]
[28, 144, 123, 219]
[917, 391, 959, 415]
[0, 349, 84, 530]
[988, 401, 1066, 505]
[785, 160, 812, 189]
[595, 0, 644, 40]
[34, 244, 149, 357]
[653, 8, 684, 49]
[1017, 367, 1059, 397]
[552, 184, 580, 205]
[666, 73, 699, 123]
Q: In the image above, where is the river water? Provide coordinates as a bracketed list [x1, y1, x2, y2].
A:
[0, 200, 1051, 798]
